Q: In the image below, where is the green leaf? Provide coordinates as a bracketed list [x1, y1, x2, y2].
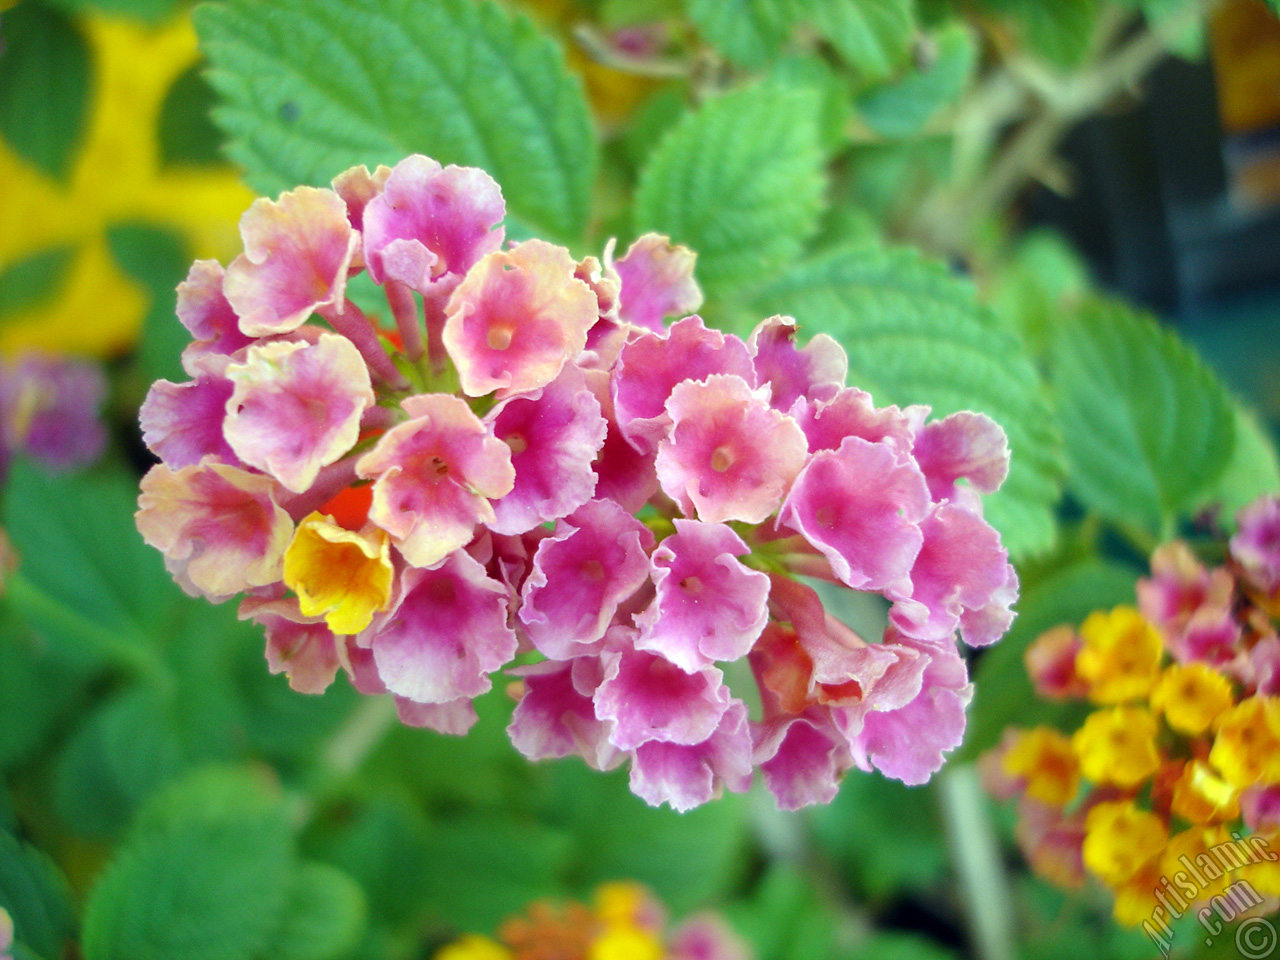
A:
[197, 0, 596, 242]
[159, 64, 227, 168]
[808, 0, 915, 82]
[46, 0, 183, 25]
[0, 246, 77, 322]
[539, 761, 750, 914]
[3, 460, 175, 656]
[767, 54, 855, 154]
[264, 862, 366, 960]
[754, 244, 1064, 558]
[1209, 402, 1280, 517]
[812, 774, 947, 900]
[634, 83, 826, 299]
[81, 769, 293, 960]
[987, 228, 1090, 360]
[685, 0, 795, 66]
[107, 224, 190, 388]
[857, 22, 977, 138]
[724, 865, 839, 960]
[1050, 297, 1236, 537]
[53, 688, 188, 839]
[0, 613, 91, 770]
[0, 832, 75, 960]
[976, 0, 1101, 69]
[958, 558, 1138, 762]
[685, 0, 913, 80]
[0, 2, 90, 181]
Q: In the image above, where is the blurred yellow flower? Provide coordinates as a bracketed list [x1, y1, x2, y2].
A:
[1151, 662, 1234, 735]
[1082, 799, 1168, 887]
[1075, 605, 1164, 704]
[1072, 706, 1161, 788]
[1210, 696, 1280, 788]
[0, 11, 252, 356]
[1171, 759, 1241, 825]
[435, 934, 514, 960]
[1000, 726, 1080, 807]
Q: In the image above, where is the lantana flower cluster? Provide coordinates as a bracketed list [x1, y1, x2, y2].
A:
[983, 495, 1280, 924]
[135, 153, 1018, 810]
[434, 880, 750, 960]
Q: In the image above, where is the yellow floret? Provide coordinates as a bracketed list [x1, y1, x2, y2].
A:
[1075, 606, 1164, 703]
[1171, 760, 1240, 825]
[1000, 726, 1081, 807]
[1209, 697, 1280, 788]
[1072, 706, 1161, 788]
[434, 934, 513, 960]
[1151, 663, 1235, 735]
[283, 512, 394, 635]
[588, 926, 664, 960]
[1082, 800, 1168, 886]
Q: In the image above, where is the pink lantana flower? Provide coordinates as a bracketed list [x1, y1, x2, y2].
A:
[634, 519, 770, 672]
[656, 374, 808, 524]
[136, 459, 293, 600]
[443, 239, 597, 396]
[224, 333, 374, 493]
[611, 232, 703, 332]
[364, 549, 517, 705]
[356, 394, 515, 567]
[360, 154, 505, 294]
[223, 186, 359, 336]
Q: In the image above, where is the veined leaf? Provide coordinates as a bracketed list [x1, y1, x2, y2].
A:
[685, 0, 913, 81]
[858, 22, 977, 138]
[754, 244, 1064, 558]
[81, 769, 293, 960]
[0, 833, 74, 960]
[1049, 297, 1235, 536]
[1211, 403, 1280, 516]
[634, 83, 826, 299]
[196, 0, 596, 242]
[264, 863, 366, 960]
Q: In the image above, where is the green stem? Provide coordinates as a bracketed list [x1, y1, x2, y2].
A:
[5, 572, 172, 689]
[939, 764, 1017, 960]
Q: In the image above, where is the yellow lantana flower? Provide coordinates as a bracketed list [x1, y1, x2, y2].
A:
[1075, 605, 1164, 703]
[0, 12, 251, 356]
[435, 935, 514, 960]
[283, 513, 394, 635]
[1072, 706, 1162, 787]
[1151, 663, 1235, 735]
[1000, 726, 1080, 807]
[1171, 759, 1241, 825]
[1082, 799, 1168, 887]
[1209, 696, 1280, 788]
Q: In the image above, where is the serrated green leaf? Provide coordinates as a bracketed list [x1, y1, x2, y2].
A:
[3, 460, 175, 659]
[754, 245, 1064, 557]
[53, 688, 187, 839]
[809, 0, 915, 82]
[634, 83, 826, 299]
[263, 862, 366, 960]
[858, 22, 976, 138]
[1050, 298, 1235, 537]
[1210, 402, 1280, 516]
[958, 558, 1138, 762]
[685, 0, 795, 66]
[686, 0, 912, 80]
[0, 833, 74, 960]
[0, 246, 77, 322]
[82, 771, 293, 960]
[767, 55, 854, 153]
[196, 0, 596, 242]
[0, 2, 90, 182]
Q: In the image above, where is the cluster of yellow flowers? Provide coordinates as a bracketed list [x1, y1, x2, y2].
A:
[434, 882, 749, 960]
[985, 496, 1280, 927]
